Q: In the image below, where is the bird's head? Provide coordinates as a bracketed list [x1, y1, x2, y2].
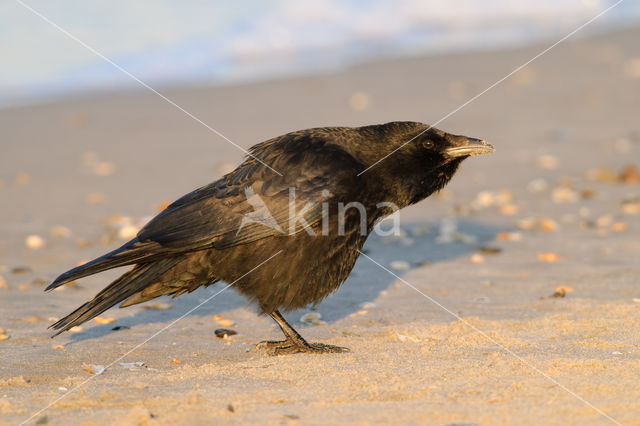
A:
[355, 121, 494, 207]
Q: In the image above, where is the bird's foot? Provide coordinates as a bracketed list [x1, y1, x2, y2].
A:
[253, 339, 350, 356]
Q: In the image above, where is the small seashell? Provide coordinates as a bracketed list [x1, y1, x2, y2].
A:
[311, 319, 327, 326]
[472, 191, 495, 208]
[50, 226, 71, 238]
[85, 192, 106, 205]
[537, 155, 558, 170]
[52, 344, 64, 350]
[619, 164, 640, 184]
[93, 161, 116, 176]
[215, 329, 237, 338]
[82, 364, 105, 374]
[499, 204, 518, 215]
[0, 275, 7, 290]
[15, 172, 30, 185]
[551, 187, 578, 203]
[171, 359, 181, 364]
[69, 326, 83, 333]
[611, 222, 628, 232]
[25, 235, 45, 249]
[359, 302, 376, 309]
[587, 168, 618, 183]
[495, 232, 522, 242]
[470, 254, 485, 264]
[621, 198, 640, 215]
[495, 189, 513, 205]
[94, 317, 115, 325]
[0, 334, 9, 341]
[390, 260, 410, 271]
[580, 187, 596, 199]
[540, 218, 558, 232]
[26, 316, 44, 322]
[300, 312, 321, 323]
[118, 225, 139, 240]
[537, 253, 560, 262]
[216, 319, 235, 328]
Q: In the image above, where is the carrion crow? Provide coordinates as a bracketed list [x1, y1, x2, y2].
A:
[47, 121, 494, 355]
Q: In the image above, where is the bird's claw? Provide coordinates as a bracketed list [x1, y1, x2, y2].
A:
[253, 339, 350, 356]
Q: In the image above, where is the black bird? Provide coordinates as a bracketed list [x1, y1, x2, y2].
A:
[47, 121, 494, 355]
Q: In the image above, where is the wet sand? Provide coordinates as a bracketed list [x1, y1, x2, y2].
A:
[1, 26, 640, 425]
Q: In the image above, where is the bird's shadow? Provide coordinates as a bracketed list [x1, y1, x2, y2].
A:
[62, 218, 504, 344]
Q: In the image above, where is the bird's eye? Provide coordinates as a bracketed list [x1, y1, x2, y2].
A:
[423, 140, 434, 149]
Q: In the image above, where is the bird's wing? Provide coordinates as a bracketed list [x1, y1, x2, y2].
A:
[137, 133, 360, 250]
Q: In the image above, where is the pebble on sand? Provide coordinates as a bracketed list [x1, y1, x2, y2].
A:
[15, 172, 30, 185]
[214, 317, 235, 328]
[495, 232, 523, 242]
[300, 312, 321, 324]
[93, 161, 116, 176]
[390, 260, 410, 271]
[551, 187, 579, 203]
[50, 226, 71, 238]
[25, 235, 45, 249]
[621, 198, 640, 215]
[537, 155, 558, 170]
[85, 192, 107, 205]
[611, 222, 628, 232]
[619, 164, 640, 184]
[537, 253, 560, 262]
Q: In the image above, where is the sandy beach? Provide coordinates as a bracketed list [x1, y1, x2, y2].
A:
[1, 26, 640, 425]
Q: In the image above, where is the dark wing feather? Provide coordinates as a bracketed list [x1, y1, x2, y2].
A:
[137, 132, 362, 250]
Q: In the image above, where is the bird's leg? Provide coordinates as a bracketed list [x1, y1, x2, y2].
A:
[253, 310, 349, 355]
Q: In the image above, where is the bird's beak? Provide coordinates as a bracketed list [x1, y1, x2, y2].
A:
[444, 137, 494, 158]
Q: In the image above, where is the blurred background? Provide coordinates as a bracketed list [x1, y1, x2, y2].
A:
[2, 3, 640, 424]
[2, 0, 640, 108]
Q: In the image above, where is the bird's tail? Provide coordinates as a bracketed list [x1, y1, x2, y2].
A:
[46, 239, 167, 291]
[49, 257, 182, 336]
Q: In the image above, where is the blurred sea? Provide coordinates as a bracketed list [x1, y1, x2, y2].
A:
[1, 0, 639, 108]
